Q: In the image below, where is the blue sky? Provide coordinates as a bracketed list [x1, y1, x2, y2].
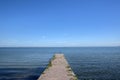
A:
[0, 0, 120, 47]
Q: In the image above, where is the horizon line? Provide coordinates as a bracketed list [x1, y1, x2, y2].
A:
[0, 46, 119, 48]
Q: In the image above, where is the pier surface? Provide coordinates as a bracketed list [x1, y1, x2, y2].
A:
[37, 54, 77, 80]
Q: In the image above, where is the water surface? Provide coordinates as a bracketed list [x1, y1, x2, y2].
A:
[0, 47, 120, 80]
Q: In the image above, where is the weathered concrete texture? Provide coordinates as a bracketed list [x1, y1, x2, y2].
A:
[37, 54, 77, 80]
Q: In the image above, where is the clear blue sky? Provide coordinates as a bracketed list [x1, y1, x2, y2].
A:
[0, 0, 120, 47]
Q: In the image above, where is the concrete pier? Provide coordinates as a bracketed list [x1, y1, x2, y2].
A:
[37, 54, 78, 80]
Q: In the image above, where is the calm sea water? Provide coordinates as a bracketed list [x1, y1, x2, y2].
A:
[0, 47, 120, 80]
